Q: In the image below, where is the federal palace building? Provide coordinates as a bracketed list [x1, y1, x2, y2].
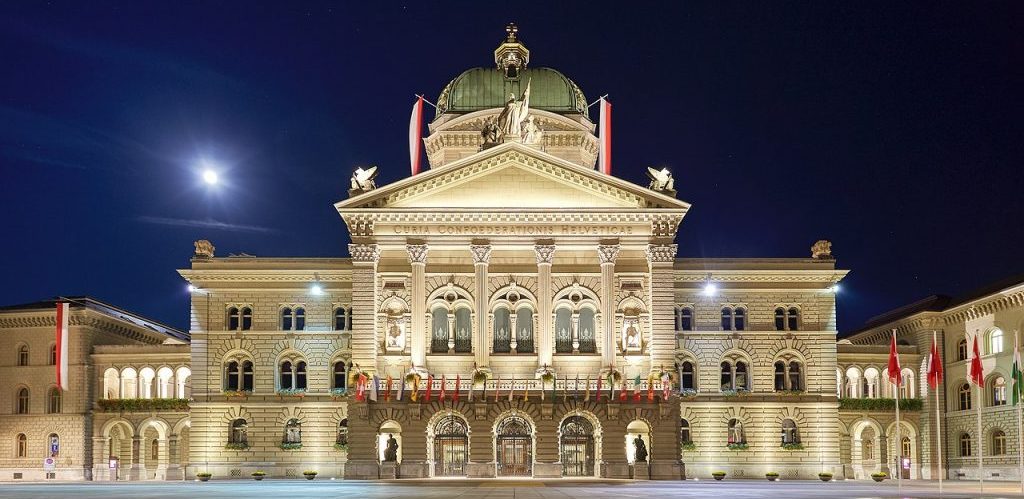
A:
[2, 27, 1023, 483]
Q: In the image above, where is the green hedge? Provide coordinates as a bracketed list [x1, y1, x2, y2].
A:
[97, 398, 189, 412]
[838, 397, 923, 411]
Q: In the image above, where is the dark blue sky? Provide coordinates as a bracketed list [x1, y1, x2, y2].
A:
[1, 2, 1021, 333]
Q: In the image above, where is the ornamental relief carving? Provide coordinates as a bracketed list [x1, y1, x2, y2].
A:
[406, 244, 429, 264]
[646, 244, 677, 264]
[469, 244, 492, 265]
[348, 244, 380, 263]
[597, 244, 620, 264]
[534, 244, 556, 264]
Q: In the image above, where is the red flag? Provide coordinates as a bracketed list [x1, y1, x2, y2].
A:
[355, 373, 368, 402]
[425, 375, 433, 402]
[927, 332, 944, 389]
[596, 376, 603, 402]
[887, 331, 902, 386]
[439, 375, 447, 401]
[647, 379, 654, 402]
[384, 376, 393, 401]
[453, 375, 460, 402]
[598, 98, 612, 175]
[409, 96, 424, 176]
[55, 302, 69, 391]
[969, 334, 985, 386]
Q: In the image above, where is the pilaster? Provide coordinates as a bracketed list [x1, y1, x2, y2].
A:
[597, 243, 620, 368]
[407, 244, 429, 369]
[646, 244, 677, 372]
[535, 243, 556, 368]
[350, 243, 381, 371]
[470, 243, 492, 368]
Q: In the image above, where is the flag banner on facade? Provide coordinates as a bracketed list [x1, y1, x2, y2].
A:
[574, 374, 581, 400]
[662, 371, 671, 401]
[508, 378, 515, 402]
[425, 375, 433, 402]
[409, 96, 424, 176]
[384, 376, 393, 401]
[355, 373, 367, 402]
[888, 332, 902, 386]
[454, 375, 460, 402]
[1014, 332, 1023, 405]
[369, 375, 379, 402]
[523, 381, 530, 401]
[494, 377, 501, 402]
[55, 302, 69, 391]
[647, 376, 655, 402]
[597, 97, 612, 175]
[633, 374, 642, 402]
[970, 333, 985, 386]
[927, 332, 944, 389]
[439, 375, 447, 401]
[596, 376, 603, 402]
[584, 375, 591, 402]
[397, 375, 405, 401]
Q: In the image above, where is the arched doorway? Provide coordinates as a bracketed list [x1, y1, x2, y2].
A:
[496, 415, 532, 476]
[560, 415, 595, 477]
[433, 415, 468, 476]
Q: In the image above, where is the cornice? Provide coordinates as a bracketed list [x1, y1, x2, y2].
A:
[0, 312, 172, 345]
[674, 270, 848, 284]
[179, 270, 352, 283]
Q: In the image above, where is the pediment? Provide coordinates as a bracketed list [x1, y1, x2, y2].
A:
[335, 142, 690, 212]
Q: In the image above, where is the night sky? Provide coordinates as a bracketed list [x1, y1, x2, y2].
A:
[1, 2, 1021, 334]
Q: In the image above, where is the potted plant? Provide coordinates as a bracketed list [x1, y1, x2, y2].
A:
[251, 470, 266, 481]
[303, 470, 318, 480]
[681, 441, 697, 452]
[726, 442, 749, 450]
[224, 442, 249, 450]
[711, 471, 726, 481]
[196, 472, 211, 482]
[871, 471, 887, 482]
[765, 472, 779, 481]
[333, 442, 349, 451]
[279, 442, 303, 450]
[781, 442, 804, 451]
[818, 472, 833, 482]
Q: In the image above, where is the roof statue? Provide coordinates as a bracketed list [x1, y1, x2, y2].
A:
[646, 167, 676, 196]
[496, 78, 531, 138]
[193, 239, 215, 259]
[349, 166, 379, 196]
[811, 240, 834, 259]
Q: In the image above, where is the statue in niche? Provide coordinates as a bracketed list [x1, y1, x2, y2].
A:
[383, 434, 399, 462]
[496, 79, 531, 137]
[633, 435, 648, 462]
[625, 321, 640, 349]
[387, 321, 402, 349]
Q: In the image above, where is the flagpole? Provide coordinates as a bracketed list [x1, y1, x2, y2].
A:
[933, 330, 944, 495]
[894, 361, 902, 493]
[1016, 329, 1023, 494]
[974, 331, 984, 493]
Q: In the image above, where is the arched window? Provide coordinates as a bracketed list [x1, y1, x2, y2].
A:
[787, 307, 800, 331]
[279, 361, 295, 390]
[735, 361, 749, 391]
[901, 436, 911, 458]
[720, 362, 733, 391]
[554, 308, 572, 354]
[16, 434, 26, 458]
[680, 307, 694, 331]
[727, 419, 746, 445]
[337, 419, 349, 446]
[515, 307, 534, 353]
[139, 367, 155, 399]
[229, 419, 248, 444]
[775, 307, 786, 331]
[225, 361, 240, 391]
[789, 361, 802, 390]
[332, 361, 347, 391]
[16, 388, 29, 414]
[993, 377, 1007, 406]
[454, 307, 472, 353]
[990, 329, 1005, 354]
[958, 383, 971, 411]
[175, 366, 191, 398]
[774, 361, 786, 391]
[781, 419, 799, 445]
[578, 308, 596, 353]
[334, 307, 350, 331]
[241, 307, 252, 330]
[156, 367, 173, 398]
[294, 307, 305, 331]
[49, 344, 57, 366]
[17, 345, 28, 366]
[47, 388, 61, 414]
[959, 433, 972, 457]
[721, 308, 734, 331]
[280, 307, 294, 330]
[296, 361, 307, 389]
[864, 439, 874, 460]
[227, 307, 240, 330]
[103, 368, 120, 399]
[680, 418, 692, 444]
[680, 361, 695, 390]
[734, 308, 746, 331]
[224, 359, 254, 392]
[957, 339, 968, 361]
[242, 361, 254, 391]
[493, 307, 511, 353]
[284, 419, 301, 444]
[993, 430, 1007, 455]
[431, 308, 449, 353]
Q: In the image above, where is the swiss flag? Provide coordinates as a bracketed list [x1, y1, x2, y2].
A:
[969, 333, 985, 386]
[887, 331, 902, 386]
[927, 332, 944, 389]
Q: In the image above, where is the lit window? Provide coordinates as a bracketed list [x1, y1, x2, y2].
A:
[993, 377, 1007, 406]
[993, 430, 1007, 455]
[16, 388, 29, 414]
[16, 434, 26, 458]
[284, 419, 301, 444]
[958, 383, 971, 411]
[957, 340, 968, 361]
[47, 388, 61, 414]
[49, 345, 57, 366]
[229, 419, 247, 444]
[990, 329, 1004, 354]
[781, 419, 799, 445]
[727, 419, 745, 445]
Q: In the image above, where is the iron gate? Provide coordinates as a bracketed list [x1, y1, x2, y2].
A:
[496, 415, 532, 476]
[433, 415, 468, 476]
[560, 416, 595, 477]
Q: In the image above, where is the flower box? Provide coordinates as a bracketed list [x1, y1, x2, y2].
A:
[818, 472, 833, 482]
[726, 442, 749, 450]
[680, 441, 697, 451]
[224, 442, 249, 450]
[276, 389, 306, 398]
[251, 471, 266, 481]
[711, 471, 726, 481]
[871, 472, 887, 482]
[765, 472, 779, 481]
[196, 472, 211, 482]
[781, 442, 804, 450]
[302, 470, 317, 480]
[97, 398, 190, 412]
[222, 390, 252, 398]
[279, 442, 303, 450]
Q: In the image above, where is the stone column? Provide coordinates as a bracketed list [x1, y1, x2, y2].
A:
[646, 244, 677, 373]
[166, 436, 182, 480]
[349, 244, 381, 372]
[92, 436, 111, 481]
[535, 243, 556, 368]
[597, 243, 620, 368]
[156, 437, 169, 480]
[470, 243, 492, 367]
[129, 436, 143, 481]
[407, 244, 429, 369]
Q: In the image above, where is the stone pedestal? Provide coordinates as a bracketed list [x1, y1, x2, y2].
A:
[632, 462, 650, 480]
[648, 461, 683, 480]
[344, 459, 382, 480]
[466, 462, 496, 478]
[533, 462, 562, 478]
[379, 462, 397, 479]
[398, 461, 430, 478]
[603, 462, 631, 479]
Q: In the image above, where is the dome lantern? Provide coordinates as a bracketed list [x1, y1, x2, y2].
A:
[495, 23, 530, 79]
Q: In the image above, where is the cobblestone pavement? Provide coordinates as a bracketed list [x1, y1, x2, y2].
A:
[0, 479, 1022, 499]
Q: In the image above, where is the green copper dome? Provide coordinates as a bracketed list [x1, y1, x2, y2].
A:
[436, 67, 589, 119]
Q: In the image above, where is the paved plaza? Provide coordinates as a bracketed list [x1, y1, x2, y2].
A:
[0, 480, 1022, 499]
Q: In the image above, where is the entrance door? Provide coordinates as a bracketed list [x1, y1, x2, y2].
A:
[433, 415, 468, 476]
[560, 416, 595, 477]
[496, 416, 532, 476]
